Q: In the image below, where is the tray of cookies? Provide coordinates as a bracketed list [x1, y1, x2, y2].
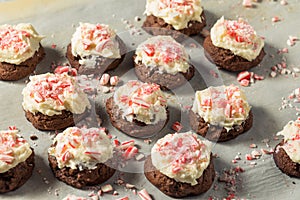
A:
[0, 0, 300, 200]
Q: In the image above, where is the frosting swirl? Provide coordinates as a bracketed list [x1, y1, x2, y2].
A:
[0, 23, 44, 64]
[277, 118, 300, 164]
[48, 127, 113, 170]
[113, 80, 167, 125]
[0, 128, 32, 173]
[145, 0, 203, 30]
[71, 23, 121, 59]
[134, 36, 190, 75]
[210, 17, 264, 61]
[22, 73, 91, 116]
[151, 132, 212, 185]
[192, 85, 251, 131]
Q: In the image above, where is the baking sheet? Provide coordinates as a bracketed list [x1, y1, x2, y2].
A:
[0, 0, 300, 199]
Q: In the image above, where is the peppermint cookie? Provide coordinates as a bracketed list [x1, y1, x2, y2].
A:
[203, 17, 265, 72]
[134, 36, 195, 90]
[144, 132, 215, 198]
[189, 85, 253, 142]
[0, 128, 34, 193]
[22, 73, 91, 131]
[143, 0, 206, 37]
[106, 80, 168, 138]
[274, 119, 300, 177]
[48, 127, 115, 188]
[66, 23, 126, 75]
[0, 23, 45, 81]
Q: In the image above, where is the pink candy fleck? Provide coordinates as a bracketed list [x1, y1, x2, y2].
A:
[242, 0, 252, 8]
[272, 16, 281, 22]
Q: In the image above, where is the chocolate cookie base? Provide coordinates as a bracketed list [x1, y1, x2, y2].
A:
[142, 12, 206, 39]
[144, 155, 215, 198]
[203, 36, 265, 72]
[0, 150, 35, 193]
[133, 55, 195, 90]
[273, 141, 300, 178]
[66, 37, 126, 75]
[24, 109, 89, 131]
[106, 97, 169, 138]
[189, 110, 253, 142]
[48, 154, 115, 189]
[0, 45, 45, 81]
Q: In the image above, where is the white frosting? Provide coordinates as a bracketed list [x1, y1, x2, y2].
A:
[48, 127, 113, 170]
[210, 17, 264, 61]
[145, 0, 203, 30]
[151, 132, 212, 185]
[113, 80, 167, 125]
[192, 85, 251, 131]
[0, 129, 32, 173]
[277, 119, 300, 164]
[71, 23, 121, 61]
[134, 36, 190, 75]
[22, 73, 91, 116]
[0, 23, 44, 64]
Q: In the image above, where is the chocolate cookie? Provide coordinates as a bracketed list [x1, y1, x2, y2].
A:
[134, 55, 195, 90]
[273, 141, 300, 178]
[0, 45, 45, 81]
[203, 36, 265, 72]
[143, 12, 206, 39]
[189, 110, 253, 142]
[106, 97, 169, 138]
[24, 109, 89, 131]
[48, 154, 115, 189]
[0, 150, 35, 193]
[66, 37, 126, 75]
[144, 155, 215, 198]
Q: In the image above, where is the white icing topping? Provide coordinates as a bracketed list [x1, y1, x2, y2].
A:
[0, 23, 44, 64]
[277, 119, 300, 164]
[113, 80, 167, 125]
[71, 23, 121, 61]
[151, 132, 212, 185]
[0, 129, 32, 173]
[134, 36, 190, 75]
[192, 85, 251, 131]
[210, 16, 264, 61]
[48, 127, 113, 170]
[22, 73, 91, 116]
[145, 0, 203, 30]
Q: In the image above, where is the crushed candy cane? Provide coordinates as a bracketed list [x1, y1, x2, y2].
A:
[280, 0, 288, 5]
[171, 121, 183, 132]
[100, 73, 110, 85]
[236, 71, 264, 87]
[101, 184, 113, 193]
[279, 87, 300, 114]
[242, 0, 252, 8]
[110, 76, 119, 86]
[116, 197, 129, 200]
[138, 189, 152, 200]
[272, 16, 281, 23]
[218, 167, 245, 198]
[54, 65, 78, 76]
[287, 36, 299, 47]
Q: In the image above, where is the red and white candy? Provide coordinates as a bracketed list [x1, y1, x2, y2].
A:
[100, 73, 110, 85]
[138, 189, 152, 200]
[110, 76, 119, 86]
